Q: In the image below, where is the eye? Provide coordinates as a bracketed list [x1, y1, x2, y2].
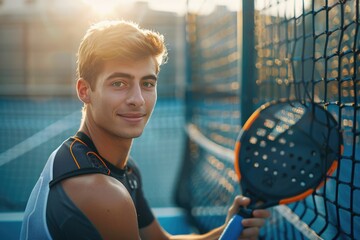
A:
[143, 81, 156, 88]
[111, 81, 125, 87]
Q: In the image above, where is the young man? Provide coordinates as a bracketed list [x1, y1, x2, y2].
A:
[20, 20, 270, 239]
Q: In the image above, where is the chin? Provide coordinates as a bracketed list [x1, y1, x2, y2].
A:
[125, 130, 144, 139]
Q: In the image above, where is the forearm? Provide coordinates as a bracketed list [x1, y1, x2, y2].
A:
[142, 197, 270, 240]
[168, 225, 224, 240]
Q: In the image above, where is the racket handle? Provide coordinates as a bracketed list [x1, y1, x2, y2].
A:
[219, 214, 244, 240]
[219, 208, 253, 240]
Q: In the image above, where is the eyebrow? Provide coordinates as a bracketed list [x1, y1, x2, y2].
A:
[106, 72, 158, 81]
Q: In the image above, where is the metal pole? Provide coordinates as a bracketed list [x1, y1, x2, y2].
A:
[240, 0, 255, 126]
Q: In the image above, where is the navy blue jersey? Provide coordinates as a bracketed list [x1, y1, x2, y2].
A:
[21, 132, 154, 240]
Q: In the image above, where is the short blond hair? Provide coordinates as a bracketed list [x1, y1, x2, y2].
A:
[76, 20, 168, 88]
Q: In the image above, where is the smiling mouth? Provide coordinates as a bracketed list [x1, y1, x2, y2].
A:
[117, 113, 146, 122]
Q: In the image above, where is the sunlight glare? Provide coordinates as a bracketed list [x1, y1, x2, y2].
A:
[144, 0, 187, 15]
[255, 0, 311, 17]
[82, 0, 134, 16]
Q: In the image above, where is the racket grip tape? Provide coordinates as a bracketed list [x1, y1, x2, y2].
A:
[219, 214, 244, 240]
[219, 208, 253, 240]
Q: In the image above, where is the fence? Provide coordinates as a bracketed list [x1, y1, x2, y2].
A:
[175, 1, 359, 239]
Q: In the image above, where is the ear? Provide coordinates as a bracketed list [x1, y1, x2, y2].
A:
[76, 78, 91, 104]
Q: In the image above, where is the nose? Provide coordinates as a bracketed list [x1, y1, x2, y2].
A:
[126, 85, 145, 107]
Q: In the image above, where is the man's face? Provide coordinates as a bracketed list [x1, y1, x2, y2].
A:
[86, 57, 158, 139]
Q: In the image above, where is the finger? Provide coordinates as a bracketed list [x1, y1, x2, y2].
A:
[228, 196, 249, 215]
[240, 226, 260, 239]
[252, 209, 271, 218]
[233, 195, 251, 208]
[226, 196, 251, 223]
[241, 217, 266, 228]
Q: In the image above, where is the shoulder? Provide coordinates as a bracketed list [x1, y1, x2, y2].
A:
[51, 136, 111, 185]
[62, 173, 140, 239]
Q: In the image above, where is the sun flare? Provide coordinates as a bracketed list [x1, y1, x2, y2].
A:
[82, 0, 134, 16]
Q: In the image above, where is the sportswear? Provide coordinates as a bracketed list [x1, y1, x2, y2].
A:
[20, 132, 154, 239]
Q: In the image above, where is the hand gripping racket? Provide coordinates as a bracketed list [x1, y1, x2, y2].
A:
[219, 100, 343, 240]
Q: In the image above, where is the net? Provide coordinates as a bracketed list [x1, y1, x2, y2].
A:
[176, 4, 241, 232]
[0, 97, 81, 210]
[176, 0, 359, 239]
[0, 97, 185, 210]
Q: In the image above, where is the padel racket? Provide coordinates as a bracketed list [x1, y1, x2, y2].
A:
[219, 100, 343, 240]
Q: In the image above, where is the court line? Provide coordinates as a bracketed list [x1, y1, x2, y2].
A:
[0, 111, 80, 167]
[0, 212, 24, 221]
[152, 207, 188, 217]
[274, 205, 323, 240]
[0, 208, 188, 221]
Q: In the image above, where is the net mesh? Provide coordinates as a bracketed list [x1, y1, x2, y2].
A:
[0, 97, 185, 210]
[176, 0, 359, 239]
[0, 98, 81, 210]
[176, 5, 241, 232]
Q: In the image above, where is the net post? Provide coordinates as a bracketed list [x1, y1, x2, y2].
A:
[184, 3, 194, 123]
[240, 0, 256, 126]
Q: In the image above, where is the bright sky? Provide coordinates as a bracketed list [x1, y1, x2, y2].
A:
[81, 0, 240, 16]
[80, 0, 306, 17]
[81, 0, 186, 16]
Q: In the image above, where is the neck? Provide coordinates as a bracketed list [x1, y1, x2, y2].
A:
[79, 124, 133, 170]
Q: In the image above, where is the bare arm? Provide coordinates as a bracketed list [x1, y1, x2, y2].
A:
[62, 174, 140, 239]
[140, 196, 270, 240]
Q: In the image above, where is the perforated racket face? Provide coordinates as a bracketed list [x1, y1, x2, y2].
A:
[235, 101, 341, 208]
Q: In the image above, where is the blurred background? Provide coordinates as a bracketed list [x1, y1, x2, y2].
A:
[0, 0, 189, 209]
[0, 0, 359, 239]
